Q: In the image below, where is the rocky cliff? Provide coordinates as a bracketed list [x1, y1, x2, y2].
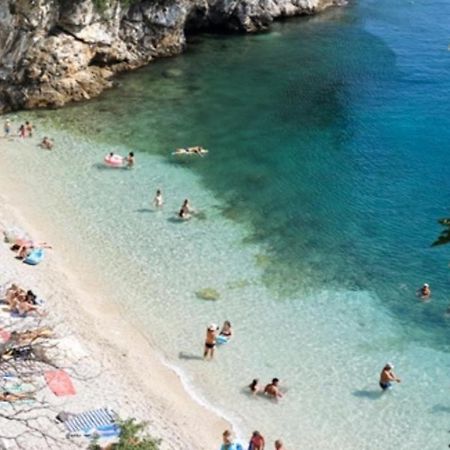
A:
[0, 0, 343, 113]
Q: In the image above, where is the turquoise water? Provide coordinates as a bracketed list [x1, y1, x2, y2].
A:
[6, 0, 450, 448]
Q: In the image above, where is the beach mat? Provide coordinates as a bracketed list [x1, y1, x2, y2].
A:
[0, 328, 10, 343]
[45, 370, 76, 396]
[63, 407, 117, 434]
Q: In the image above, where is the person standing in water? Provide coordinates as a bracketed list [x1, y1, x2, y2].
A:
[25, 121, 34, 137]
[125, 152, 135, 168]
[248, 431, 265, 450]
[249, 379, 261, 395]
[4, 119, 11, 137]
[379, 363, 401, 390]
[204, 323, 218, 360]
[264, 378, 283, 398]
[219, 320, 233, 339]
[274, 439, 286, 450]
[154, 189, 163, 208]
[179, 198, 192, 219]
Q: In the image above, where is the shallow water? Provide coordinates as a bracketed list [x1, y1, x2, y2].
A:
[5, 0, 450, 448]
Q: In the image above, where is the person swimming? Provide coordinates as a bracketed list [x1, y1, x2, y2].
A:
[419, 283, 431, 299]
[39, 136, 54, 150]
[379, 363, 401, 390]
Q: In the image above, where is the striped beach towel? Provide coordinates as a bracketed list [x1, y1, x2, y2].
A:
[64, 408, 118, 435]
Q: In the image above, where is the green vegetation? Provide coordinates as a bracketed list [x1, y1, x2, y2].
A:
[432, 218, 450, 247]
[89, 419, 161, 450]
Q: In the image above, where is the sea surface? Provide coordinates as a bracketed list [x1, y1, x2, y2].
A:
[4, 0, 450, 448]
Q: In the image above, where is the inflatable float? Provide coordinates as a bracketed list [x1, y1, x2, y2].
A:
[24, 248, 44, 265]
[216, 335, 230, 345]
[104, 154, 124, 167]
[172, 147, 208, 156]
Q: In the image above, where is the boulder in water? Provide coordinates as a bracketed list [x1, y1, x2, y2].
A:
[196, 288, 220, 301]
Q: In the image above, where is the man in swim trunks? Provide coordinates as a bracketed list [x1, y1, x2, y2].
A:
[204, 323, 218, 360]
[264, 378, 283, 398]
[379, 363, 401, 390]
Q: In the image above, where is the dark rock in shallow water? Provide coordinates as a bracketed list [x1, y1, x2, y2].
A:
[0, 0, 343, 113]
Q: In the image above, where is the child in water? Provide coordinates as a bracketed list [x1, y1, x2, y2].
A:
[154, 189, 163, 208]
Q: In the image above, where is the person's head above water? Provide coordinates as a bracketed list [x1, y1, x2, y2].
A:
[109, 152, 114, 157]
[223, 320, 231, 328]
[272, 378, 279, 385]
[129, 152, 134, 157]
[274, 439, 284, 449]
[249, 379, 259, 389]
[156, 189, 161, 195]
[384, 363, 394, 370]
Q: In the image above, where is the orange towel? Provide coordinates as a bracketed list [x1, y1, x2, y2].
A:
[44, 370, 76, 396]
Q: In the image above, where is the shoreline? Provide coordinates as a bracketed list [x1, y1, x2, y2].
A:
[0, 134, 232, 448]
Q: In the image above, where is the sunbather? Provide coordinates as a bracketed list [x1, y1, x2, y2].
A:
[15, 240, 52, 259]
[0, 390, 34, 402]
[10, 327, 53, 344]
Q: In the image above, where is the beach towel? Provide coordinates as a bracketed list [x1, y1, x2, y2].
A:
[0, 328, 10, 343]
[44, 370, 76, 396]
[63, 407, 118, 435]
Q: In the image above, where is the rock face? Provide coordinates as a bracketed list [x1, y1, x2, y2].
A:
[0, 0, 343, 113]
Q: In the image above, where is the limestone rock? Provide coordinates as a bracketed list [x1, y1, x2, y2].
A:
[0, 0, 343, 112]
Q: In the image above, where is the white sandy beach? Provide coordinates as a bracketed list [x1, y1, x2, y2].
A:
[0, 134, 230, 449]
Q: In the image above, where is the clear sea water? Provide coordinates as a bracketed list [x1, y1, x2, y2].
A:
[4, 0, 450, 448]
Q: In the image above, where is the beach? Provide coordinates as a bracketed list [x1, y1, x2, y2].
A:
[1, 0, 450, 448]
[0, 137, 229, 449]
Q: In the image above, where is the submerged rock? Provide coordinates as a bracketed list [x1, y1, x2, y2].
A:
[0, 0, 343, 112]
[196, 288, 221, 301]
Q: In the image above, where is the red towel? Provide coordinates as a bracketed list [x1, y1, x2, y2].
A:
[0, 328, 11, 343]
[44, 370, 76, 396]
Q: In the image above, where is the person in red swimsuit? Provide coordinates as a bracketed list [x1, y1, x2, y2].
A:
[248, 431, 265, 450]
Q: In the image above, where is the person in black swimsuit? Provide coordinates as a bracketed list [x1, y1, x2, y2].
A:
[204, 324, 218, 360]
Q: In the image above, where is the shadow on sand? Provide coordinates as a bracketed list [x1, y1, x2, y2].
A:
[178, 351, 204, 361]
[352, 389, 384, 400]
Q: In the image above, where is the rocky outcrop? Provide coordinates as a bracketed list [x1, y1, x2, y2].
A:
[0, 0, 344, 113]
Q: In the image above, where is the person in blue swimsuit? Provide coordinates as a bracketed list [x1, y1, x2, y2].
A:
[379, 363, 401, 390]
[220, 430, 242, 450]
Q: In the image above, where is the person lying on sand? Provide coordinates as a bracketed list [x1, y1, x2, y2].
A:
[4, 284, 45, 317]
[39, 136, 54, 150]
[10, 327, 53, 345]
[12, 239, 52, 259]
[0, 391, 34, 402]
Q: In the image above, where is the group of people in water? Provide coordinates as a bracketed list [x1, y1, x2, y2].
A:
[152, 189, 197, 221]
[4, 119, 54, 150]
[221, 429, 286, 450]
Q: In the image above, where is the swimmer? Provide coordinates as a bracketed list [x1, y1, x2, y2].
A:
[4, 119, 11, 137]
[154, 189, 163, 208]
[274, 440, 286, 450]
[248, 431, 265, 450]
[125, 152, 135, 168]
[420, 283, 431, 300]
[39, 136, 54, 150]
[264, 378, 283, 398]
[249, 379, 261, 395]
[204, 323, 218, 360]
[187, 146, 205, 156]
[379, 363, 401, 391]
[219, 320, 233, 339]
[178, 198, 192, 219]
